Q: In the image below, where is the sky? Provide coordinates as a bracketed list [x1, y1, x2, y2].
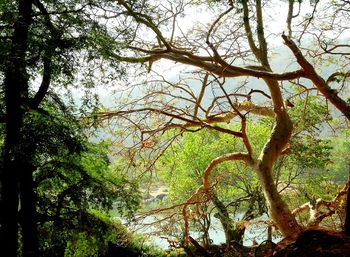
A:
[43, 0, 347, 116]
[148, 0, 319, 76]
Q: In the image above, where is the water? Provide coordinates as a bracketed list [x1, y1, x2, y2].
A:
[126, 213, 281, 249]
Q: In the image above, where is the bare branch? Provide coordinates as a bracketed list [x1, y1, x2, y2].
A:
[326, 71, 350, 84]
[158, 52, 306, 79]
[117, 0, 171, 50]
[292, 184, 348, 227]
[297, 0, 320, 42]
[203, 152, 255, 191]
[282, 34, 350, 120]
[255, 0, 268, 67]
[242, 0, 260, 60]
[194, 73, 209, 118]
[206, 4, 234, 67]
[321, 43, 350, 56]
[286, 0, 294, 37]
[98, 107, 244, 137]
[248, 89, 271, 99]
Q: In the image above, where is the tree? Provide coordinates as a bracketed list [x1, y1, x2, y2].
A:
[0, 0, 124, 255]
[97, 0, 350, 240]
[26, 99, 140, 257]
[152, 99, 333, 245]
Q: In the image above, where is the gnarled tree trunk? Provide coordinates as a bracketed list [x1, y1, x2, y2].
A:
[255, 79, 302, 239]
[242, 0, 302, 238]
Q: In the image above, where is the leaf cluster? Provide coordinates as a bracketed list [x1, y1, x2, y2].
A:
[0, 96, 140, 256]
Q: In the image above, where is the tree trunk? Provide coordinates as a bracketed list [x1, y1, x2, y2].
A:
[256, 79, 302, 238]
[241, 0, 302, 239]
[20, 162, 38, 257]
[0, 157, 20, 257]
[212, 194, 242, 244]
[257, 163, 301, 238]
[0, 1, 33, 256]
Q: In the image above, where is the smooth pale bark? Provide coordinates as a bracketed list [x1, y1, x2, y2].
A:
[245, 0, 302, 237]
[256, 79, 302, 239]
[256, 161, 302, 238]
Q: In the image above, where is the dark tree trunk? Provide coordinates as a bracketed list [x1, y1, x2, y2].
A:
[20, 162, 38, 257]
[0, 158, 20, 257]
[211, 194, 242, 244]
[0, 0, 33, 256]
[189, 236, 210, 257]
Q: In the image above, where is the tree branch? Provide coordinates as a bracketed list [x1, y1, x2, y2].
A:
[255, 0, 268, 67]
[242, 0, 260, 61]
[117, 0, 171, 50]
[203, 152, 254, 191]
[292, 184, 348, 227]
[282, 34, 350, 120]
[98, 108, 244, 137]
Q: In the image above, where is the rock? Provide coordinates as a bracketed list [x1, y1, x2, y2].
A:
[142, 193, 152, 200]
[155, 193, 166, 201]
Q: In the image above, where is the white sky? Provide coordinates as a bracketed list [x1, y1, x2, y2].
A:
[39, 0, 340, 107]
[148, 0, 317, 77]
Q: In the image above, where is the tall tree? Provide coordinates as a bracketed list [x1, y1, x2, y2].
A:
[0, 0, 123, 255]
[1, 1, 34, 255]
[97, 0, 350, 239]
[21, 99, 140, 257]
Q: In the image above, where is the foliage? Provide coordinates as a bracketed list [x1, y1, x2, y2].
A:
[288, 95, 331, 135]
[1, 0, 350, 255]
[0, 1, 131, 255]
[159, 124, 264, 203]
[153, 114, 338, 240]
[328, 139, 350, 183]
[11, 97, 140, 256]
[63, 211, 128, 257]
[63, 212, 186, 257]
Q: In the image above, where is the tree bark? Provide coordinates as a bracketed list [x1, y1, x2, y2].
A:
[282, 35, 350, 121]
[0, 0, 33, 256]
[257, 161, 302, 238]
[212, 194, 243, 244]
[245, 0, 302, 238]
[256, 79, 302, 238]
[19, 161, 38, 257]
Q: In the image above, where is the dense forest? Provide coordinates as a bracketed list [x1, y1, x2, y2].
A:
[1, 0, 350, 256]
